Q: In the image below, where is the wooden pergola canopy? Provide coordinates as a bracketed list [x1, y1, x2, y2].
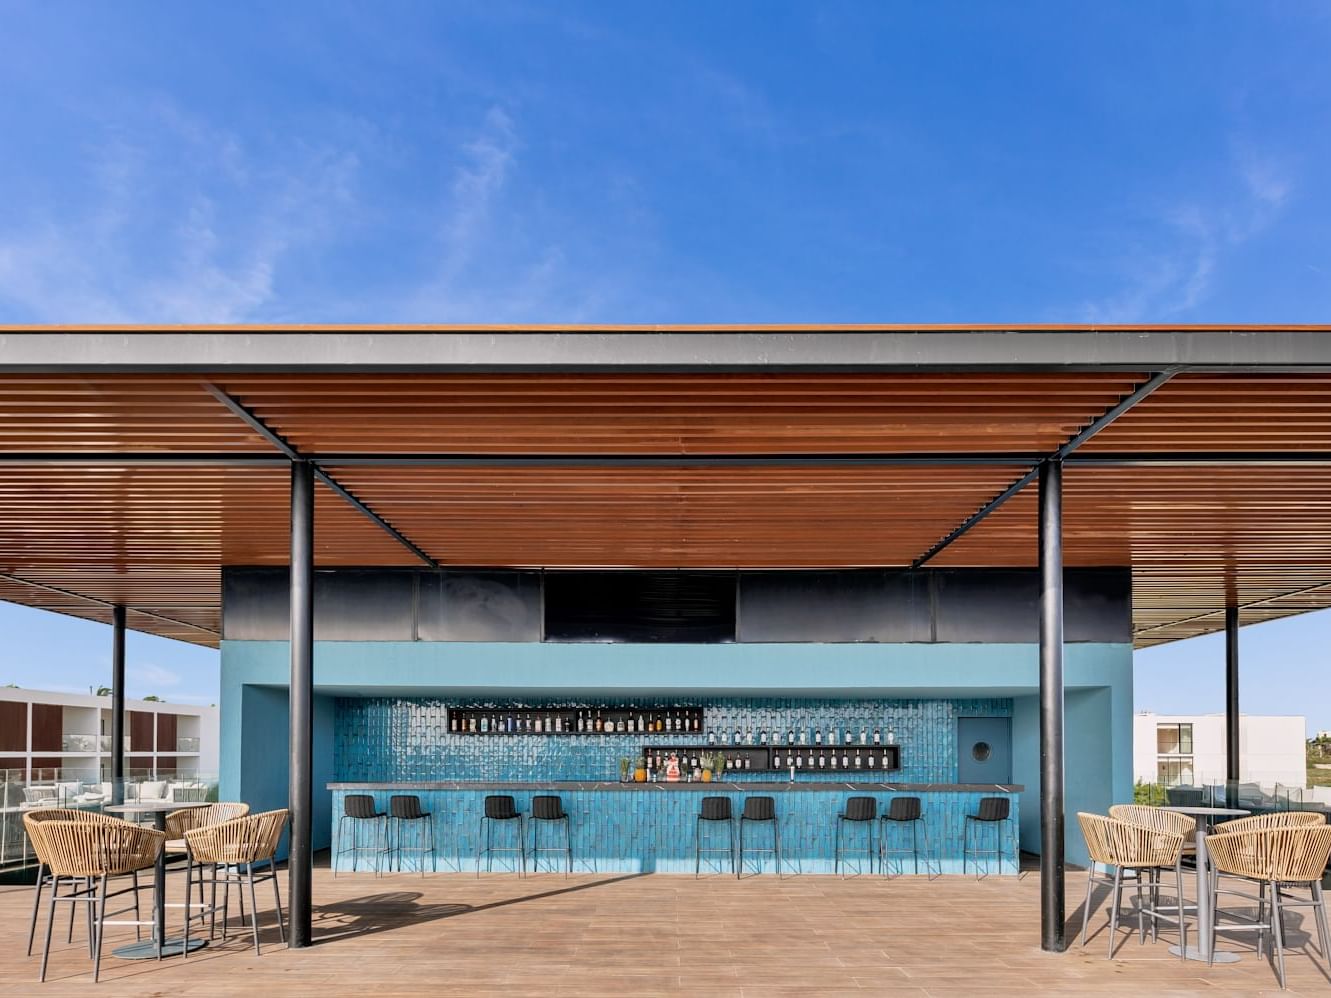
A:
[2, 324, 1330, 650]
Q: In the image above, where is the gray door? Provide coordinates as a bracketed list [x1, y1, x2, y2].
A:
[957, 716, 1012, 784]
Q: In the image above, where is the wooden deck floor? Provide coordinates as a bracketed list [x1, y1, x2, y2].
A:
[2, 863, 1328, 997]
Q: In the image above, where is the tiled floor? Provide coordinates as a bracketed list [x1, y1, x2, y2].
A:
[2, 861, 1328, 996]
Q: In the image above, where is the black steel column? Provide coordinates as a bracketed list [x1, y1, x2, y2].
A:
[289, 459, 314, 948]
[110, 605, 126, 805]
[1225, 603, 1240, 805]
[1038, 459, 1066, 951]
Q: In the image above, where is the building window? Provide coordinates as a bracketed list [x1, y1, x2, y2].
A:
[1156, 723, 1193, 755]
[1157, 758, 1195, 786]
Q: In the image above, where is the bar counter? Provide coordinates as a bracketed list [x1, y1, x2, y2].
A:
[328, 781, 1022, 874]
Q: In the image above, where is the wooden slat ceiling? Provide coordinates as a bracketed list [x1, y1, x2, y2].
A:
[0, 370, 1328, 649]
[213, 372, 1143, 454]
[322, 464, 1029, 568]
[0, 466, 417, 647]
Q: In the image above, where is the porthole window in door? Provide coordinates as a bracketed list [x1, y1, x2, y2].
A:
[971, 741, 991, 762]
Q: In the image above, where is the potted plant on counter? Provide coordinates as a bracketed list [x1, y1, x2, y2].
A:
[700, 751, 714, 782]
[619, 757, 631, 782]
[711, 752, 725, 781]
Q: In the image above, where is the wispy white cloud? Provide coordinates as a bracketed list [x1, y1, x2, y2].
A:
[1076, 143, 1295, 322]
[0, 101, 360, 323]
[397, 106, 631, 323]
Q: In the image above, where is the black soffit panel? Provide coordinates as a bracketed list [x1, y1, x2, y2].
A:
[221, 566, 1131, 644]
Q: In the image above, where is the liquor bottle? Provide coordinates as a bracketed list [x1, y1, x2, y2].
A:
[772, 751, 782, 768]
[734, 725, 742, 745]
[785, 728, 793, 745]
[886, 727, 896, 745]
[725, 757, 733, 771]
[872, 727, 881, 745]
[743, 757, 751, 770]
[867, 753, 875, 769]
[829, 753, 837, 770]
[759, 728, 768, 745]
[480, 714, 489, 734]
[745, 727, 753, 746]
[841, 750, 849, 769]
[626, 715, 634, 734]
[638, 713, 646, 732]
[617, 716, 625, 733]
[797, 726, 807, 746]
[450, 715, 459, 733]
[817, 753, 826, 769]
[855, 751, 863, 769]
[795, 754, 803, 769]
[468, 715, 477, 733]
[692, 713, 701, 732]
[576, 711, 585, 733]
[655, 714, 663, 732]
[814, 727, 822, 746]
[595, 710, 603, 733]
[859, 726, 868, 746]
[555, 714, 563, 733]
[534, 715, 543, 734]
[707, 729, 717, 746]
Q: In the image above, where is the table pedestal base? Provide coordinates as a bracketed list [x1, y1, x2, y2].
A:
[112, 937, 208, 960]
[1167, 943, 1240, 964]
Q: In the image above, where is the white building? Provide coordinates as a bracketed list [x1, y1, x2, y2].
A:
[0, 687, 218, 784]
[1133, 711, 1307, 789]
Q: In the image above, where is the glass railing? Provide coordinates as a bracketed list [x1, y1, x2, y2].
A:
[176, 736, 200, 752]
[60, 733, 99, 752]
[1135, 779, 1331, 812]
[1, 770, 221, 871]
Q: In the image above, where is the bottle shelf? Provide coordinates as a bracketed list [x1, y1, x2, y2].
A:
[641, 743, 901, 775]
[448, 706, 704, 737]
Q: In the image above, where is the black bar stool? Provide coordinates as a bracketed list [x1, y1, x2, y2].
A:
[835, 796, 876, 876]
[389, 794, 435, 875]
[963, 796, 1014, 877]
[477, 795, 525, 876]
[529, 795, 572, 875]
[335, 794, 388, 877]
[695, 796, 734, 877]
[879, 796, 930, 875]
[738, 796, 780, 878]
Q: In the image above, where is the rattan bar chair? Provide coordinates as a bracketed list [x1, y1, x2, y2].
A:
[163, 803, 251, 929]
[25, 816, 163, 982]
[1214, 812, 1326, 834]
[1077, 812, 1188, 959]
[182, 809, 290, 956]
[1207, 825, 1331, 989]
[1107, 804, 1197, 938]
[21, 808, 138, 961]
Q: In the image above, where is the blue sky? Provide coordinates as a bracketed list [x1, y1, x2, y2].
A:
[0, 4, 1329, 730]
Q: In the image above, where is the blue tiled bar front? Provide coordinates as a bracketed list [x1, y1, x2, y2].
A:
[327, 782, 1021, 875]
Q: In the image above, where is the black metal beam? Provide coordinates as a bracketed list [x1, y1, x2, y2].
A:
[203, 383, 439, 569]
[203, 383, 300, 460]
[111, 604, 126, 806]
[1225, 603, 1240, 805]
[288, 459, 314, 948]
[1038, 458, 1066, 952]
[0, 572, 219, 636]
[9, 448, 1331, 468]
[912, 369, 1181, 568]
[0, 453, 288, 466]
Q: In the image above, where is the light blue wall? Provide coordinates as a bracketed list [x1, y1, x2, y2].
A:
[221, 639, 1132, 863]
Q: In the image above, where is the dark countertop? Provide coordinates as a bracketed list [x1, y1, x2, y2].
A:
[327, 781, 1024, 793]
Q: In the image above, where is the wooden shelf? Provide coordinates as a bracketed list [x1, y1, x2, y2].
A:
[448, 706, 704, 737]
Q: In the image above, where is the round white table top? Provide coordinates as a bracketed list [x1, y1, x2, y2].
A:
[105, 801, 209, 815]
[1159, 805, 1250, 817]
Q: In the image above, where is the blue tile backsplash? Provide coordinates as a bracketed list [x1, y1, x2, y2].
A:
[334, 696, 1012, 784]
